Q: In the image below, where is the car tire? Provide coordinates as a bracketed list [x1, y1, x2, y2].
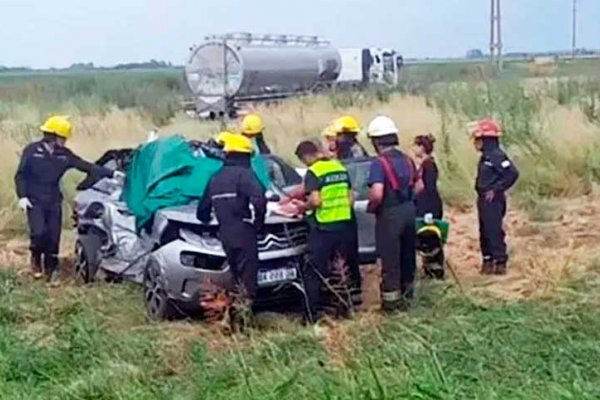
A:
[143, 258, 179, 321]
[74, 235, 102, 284]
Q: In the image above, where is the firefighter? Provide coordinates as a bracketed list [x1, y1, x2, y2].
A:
[321, 124, 338, 158]
[295, 140, 361, 321]
[332, 116, 369, 160]
[468, 119, 519, 275]
[197, 133, 267, 303]
[366, 116, 417, 312]
[240, 113, 271, 154]
[14, 115, 121, 284]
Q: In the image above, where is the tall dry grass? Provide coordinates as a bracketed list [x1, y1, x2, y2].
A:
[2, 73, 600, 232]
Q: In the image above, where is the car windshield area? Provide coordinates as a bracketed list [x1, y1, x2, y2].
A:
[344, 157, 373, 201]
[263, 156, 303, 193]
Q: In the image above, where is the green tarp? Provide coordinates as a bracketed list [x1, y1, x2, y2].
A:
[122, 135, 271, 230]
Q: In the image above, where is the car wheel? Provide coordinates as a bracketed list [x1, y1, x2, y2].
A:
[143, 259, 178, 321]
[74, 235, 101, 284]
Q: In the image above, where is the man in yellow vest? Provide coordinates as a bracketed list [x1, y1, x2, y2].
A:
[295, 140, 361, 321]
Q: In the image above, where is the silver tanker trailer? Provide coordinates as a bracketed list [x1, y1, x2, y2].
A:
[184, 32, 403, 118]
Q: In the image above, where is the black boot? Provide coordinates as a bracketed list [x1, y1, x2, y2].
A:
[44, 254, 60, 286]
[30, 252, 43, 279]
[480, 258, 494, 275]
[382, 299, 407, 314]
[494, 261, 507, 275]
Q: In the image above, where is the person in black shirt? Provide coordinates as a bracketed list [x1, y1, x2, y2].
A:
[468, 119, 519, 275]
[413, 134, 443, 219]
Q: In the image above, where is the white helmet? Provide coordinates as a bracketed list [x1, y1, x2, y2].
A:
[366, 116, 399, 138]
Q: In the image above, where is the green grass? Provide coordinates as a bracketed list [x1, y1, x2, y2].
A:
[1, 265, 600, 399]
[0, 69, 184, 127]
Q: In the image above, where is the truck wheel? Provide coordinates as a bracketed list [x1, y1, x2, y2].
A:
[74, 235, 101, 284]
[143, 259, 178, 321]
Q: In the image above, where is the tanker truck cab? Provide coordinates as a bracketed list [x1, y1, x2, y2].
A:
[369, 48, 402, 86]
[338, 48, 403, 87]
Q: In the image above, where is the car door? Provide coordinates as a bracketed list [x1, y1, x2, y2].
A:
[343, 157, 377, 264]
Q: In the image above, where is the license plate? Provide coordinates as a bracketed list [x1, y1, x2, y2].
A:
[257, 267, 297, 285]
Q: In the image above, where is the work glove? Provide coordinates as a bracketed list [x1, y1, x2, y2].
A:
[113, 171, 126, 181]
[18, 198, 33, 212]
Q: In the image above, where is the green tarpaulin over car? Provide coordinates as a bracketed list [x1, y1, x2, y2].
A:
[122, 135, 270, 230]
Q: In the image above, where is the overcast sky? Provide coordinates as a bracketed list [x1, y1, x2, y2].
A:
[1, 0, 599, 68]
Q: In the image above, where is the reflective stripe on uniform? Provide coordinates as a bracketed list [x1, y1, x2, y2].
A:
[382, 290, 402, 302]
[211, 192, 237, 200]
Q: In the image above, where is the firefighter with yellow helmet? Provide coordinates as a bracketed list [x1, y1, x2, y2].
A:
[332, 115, 369, 160]
[320, 123, 338, 158]
[240, 113, 271, 154]
[197, 132, 267, 305]
[14, 115, 123, 284]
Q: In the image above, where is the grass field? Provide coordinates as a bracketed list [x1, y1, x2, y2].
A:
[1, 59, 600, 399]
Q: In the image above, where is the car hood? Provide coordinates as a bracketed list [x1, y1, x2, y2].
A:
[154, 202, 302, 226]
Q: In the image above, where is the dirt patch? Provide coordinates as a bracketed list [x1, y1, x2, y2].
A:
[445, 195, 600, 300]
[3, 197, 599, 304]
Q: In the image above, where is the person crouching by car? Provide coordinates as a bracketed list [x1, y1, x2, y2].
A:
[295, 140, 361, 321]
[15, 115, 122, 286]
[197, 133, 267, 309]
[365, 116, 417, 313]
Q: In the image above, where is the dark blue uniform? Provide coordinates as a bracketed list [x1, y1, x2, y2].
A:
[368, 149, 417, 310]
[252, 135, 272, 155]
[337, 134, 369, 160]
[475, 138, 519, 267]
[197, 153, 267, 298]
[14, 139, 112, 275]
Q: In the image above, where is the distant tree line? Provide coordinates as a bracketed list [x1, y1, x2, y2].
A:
[465, 48, 600, 60]
[0, 60, 180, 73]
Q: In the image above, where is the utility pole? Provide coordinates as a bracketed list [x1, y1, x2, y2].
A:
[572, 0, 578, 59]
[490, 0, 503, 71]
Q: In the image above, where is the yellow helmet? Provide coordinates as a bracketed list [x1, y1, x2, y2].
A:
[214, 130, 235, 146]
[40, 115, 72, 139]
[223, 133, 253, 154]
[240, 113, 264, 136]
[321, 124, 337, 139]
[333, 115, 361, 134]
